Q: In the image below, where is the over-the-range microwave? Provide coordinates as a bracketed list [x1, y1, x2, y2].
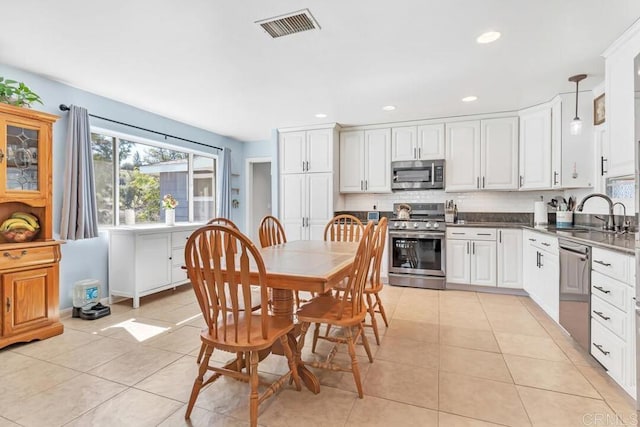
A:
[391, 160, 445, 191]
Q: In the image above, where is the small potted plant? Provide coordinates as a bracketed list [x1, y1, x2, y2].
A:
[0, 77, 43, 108]
[162, 194, 178, 226]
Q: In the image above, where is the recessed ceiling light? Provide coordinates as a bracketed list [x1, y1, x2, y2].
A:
[382, 105, 396, 111]
[476, 31, 501, 44]
[462, 96, 478, 102]
[315, 113, 327, 118]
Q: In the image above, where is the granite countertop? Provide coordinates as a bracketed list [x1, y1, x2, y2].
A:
[447, 222, 637, 254]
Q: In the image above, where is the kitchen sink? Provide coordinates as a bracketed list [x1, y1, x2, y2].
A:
[550, 227, 591, 233]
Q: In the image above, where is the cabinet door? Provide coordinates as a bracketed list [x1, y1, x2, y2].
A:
[1, 116, 50, 200]
[391, 126, 417, 161]
[307, 173, 334, 240]
[539, 251, 559, 322]
[2, 266, 54, 336]
[445, 121, 481, 191]
[522, 237, 538, 296]
[497, 229, 523, 288]
[364, 128, 391, 192]
[519, 109, 551, 189]
[417, 124, 445, 160]
[551, 98, 562, 188]
[481, 117, 519, 190]
[135, 234, 172, 293]
[307, 129, 333, 173]
[280, 174, 305, 241]
[339, 131, 365, 192]
[279, 131, 306, 174]
[470, 240, 496, 286]
[446, 239, 470, 284]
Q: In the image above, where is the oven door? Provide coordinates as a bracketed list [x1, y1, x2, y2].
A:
[388, 232, 445, 276]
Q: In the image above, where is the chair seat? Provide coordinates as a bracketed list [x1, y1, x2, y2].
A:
[201, 313, 295, 352]
[297, 295, 366, 327]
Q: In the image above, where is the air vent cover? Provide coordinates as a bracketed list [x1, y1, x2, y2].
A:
[256, 9, 320, 38]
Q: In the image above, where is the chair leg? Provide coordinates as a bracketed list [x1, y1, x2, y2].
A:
[345, 326, 364, 398]
[366, 293, 381, 345]
[296, 322, 311, 365]
[358, 322, 374, 363]
[375, 293, 389, 327]
[196, 343, 207, 364]
[249, 351, 260, 427]
[186, 344, 213, 419]
[312, 322, 321, 353]
[294, 291, 301, 309]
[280, 334, 301, 391]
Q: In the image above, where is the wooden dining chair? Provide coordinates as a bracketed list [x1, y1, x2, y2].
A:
[296, 222, 376, 398]
[363, 217, 389, 345]
[184, 225, 301, 427]
[206, 217, 238, 228]
[258, 215, 287, 248]
[324, 214, 364, 242]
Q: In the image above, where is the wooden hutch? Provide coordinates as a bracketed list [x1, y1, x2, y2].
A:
[0, 103, 62, 349]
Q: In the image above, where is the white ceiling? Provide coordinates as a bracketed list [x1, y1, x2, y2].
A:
[1, 1, 639, 142]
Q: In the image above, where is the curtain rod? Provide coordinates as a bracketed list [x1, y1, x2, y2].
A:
[58, 104, 223, 151]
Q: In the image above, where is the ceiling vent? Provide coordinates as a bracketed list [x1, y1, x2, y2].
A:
[256, 9, 320, 38]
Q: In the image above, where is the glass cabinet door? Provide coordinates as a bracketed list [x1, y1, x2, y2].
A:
[6, 124, 40, 192]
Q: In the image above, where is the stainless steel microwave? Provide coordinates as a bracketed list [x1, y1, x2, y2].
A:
[391, 160, 445, 191]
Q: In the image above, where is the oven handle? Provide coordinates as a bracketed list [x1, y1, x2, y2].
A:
[389, 232, 445, 239]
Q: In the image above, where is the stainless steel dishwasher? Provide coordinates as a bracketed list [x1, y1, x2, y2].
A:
[558, 239, 591, 351]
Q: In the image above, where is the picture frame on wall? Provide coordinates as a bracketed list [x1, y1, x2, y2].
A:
[594, 93, 605, 125]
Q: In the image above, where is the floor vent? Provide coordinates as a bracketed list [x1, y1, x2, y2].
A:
[256, 9, 320, 38]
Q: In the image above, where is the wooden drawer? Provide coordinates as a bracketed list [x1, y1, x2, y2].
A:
[0, 245, 58, 270]
[172, 230, 194, 248]
[447, 228, 496, 241]
[591, 294, 628, 341]
[591, 271, 628, 312]
[592, 247, 630, 284]
[523, 230, 558, 256]
[591, 320, 624, 381]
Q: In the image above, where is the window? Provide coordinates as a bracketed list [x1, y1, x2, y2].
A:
[91, 130, 217, 226]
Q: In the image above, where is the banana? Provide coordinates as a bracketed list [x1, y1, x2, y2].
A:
[1, 218, 28, 231]
[6, 220, 35, 232]
[10, 212, 39, 229]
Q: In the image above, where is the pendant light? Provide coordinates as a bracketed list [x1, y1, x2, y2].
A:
[568, 74, 587, 135]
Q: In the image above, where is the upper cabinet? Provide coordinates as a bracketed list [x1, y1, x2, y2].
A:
[339, 128, 391, 193]
[391, 124, 445, 161]
[603, 21, 640, 178]
[519, 107, 552, 190]
[445, 117, 518, 192]
[279, 128, 333, 174]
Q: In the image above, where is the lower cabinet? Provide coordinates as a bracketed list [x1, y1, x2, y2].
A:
[446, 228, 496, 287]
[522, 230, 559, 321]
[109, 225, 200, 308]
[0, 242, 63, 349]
[497, 229, 523, 289]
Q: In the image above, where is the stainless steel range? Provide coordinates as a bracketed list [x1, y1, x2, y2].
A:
[388, 203, 446, 290]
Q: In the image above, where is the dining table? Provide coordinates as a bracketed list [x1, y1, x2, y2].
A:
[246, 239, 360, 393]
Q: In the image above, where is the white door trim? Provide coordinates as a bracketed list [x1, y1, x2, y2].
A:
[245, 157, 272, 238]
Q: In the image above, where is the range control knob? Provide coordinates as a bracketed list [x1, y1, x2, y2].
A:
[425, 222, 433, 228]
[401, 222, 408, 229]
[432, 222, 440, 229]
[394, 222, 401, 228]
[413, 222, 419, 229]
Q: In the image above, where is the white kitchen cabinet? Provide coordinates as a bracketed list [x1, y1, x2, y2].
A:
[446, 118, 518, 192]
[446, 228, 496, 287]
[519, 107, 552, 190]
[392, 124, 445, 161]
[109, 224, 201, 308]
[445, 121, 481, 191]
[280, 172, 333, 241]
[602, 21, 640, 178]
[551, 97, 562, 189]
[279, 128, 333, 174]
[497, 229, 523, 289]
[339, 128, 391, 193]
[522, 230, 559, 321]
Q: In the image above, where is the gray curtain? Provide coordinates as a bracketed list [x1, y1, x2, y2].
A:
[60, 105, 99, 240]
[218, 147, 231, 218]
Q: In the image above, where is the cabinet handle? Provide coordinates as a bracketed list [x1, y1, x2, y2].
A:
[477, 233, 492, 236]
[452, 232, 465, 235]
[306, 161, 310, 171]
[302, 161, 305, 172]
[553, 171, 559, 186]
[360, 180, 363, 191]
[365, 180, 368, 191]
[169, 256, 172, 260]
[593, 343, 610, 356]
[3, 250, 27, 260]
[5, 297, 9, 312]
[418, 147, 422, 158]
[519, 175, 524, 187]
[593, 310, 611, 321]
[476, 177, 480, 189]
[541, 242, 551, 247]
[601, 156, 607, 176]
[528, 238, 537, 242]
[466, 241, 469, 254]
[482, 176, 485, 188]
[472, 242, 475, 255]
[593, 259, 611, 267]
[0, 149, 4, 164]
[414, 147, 417, 159]
[593, 285, 611, 294]
[536, 251, 540, 268]
[499, 230, 502, 243]
[539, 252, 543, 267]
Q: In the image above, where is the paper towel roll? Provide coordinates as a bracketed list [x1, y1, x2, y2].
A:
[534, 201, 548, 226]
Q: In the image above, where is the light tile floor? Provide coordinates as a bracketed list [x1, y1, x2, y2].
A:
[0, 285, 637, 426]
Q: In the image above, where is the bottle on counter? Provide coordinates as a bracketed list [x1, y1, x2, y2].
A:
[453, 204, 458, 223]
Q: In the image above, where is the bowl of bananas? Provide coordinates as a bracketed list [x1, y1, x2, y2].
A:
[1, 212, 40, 243]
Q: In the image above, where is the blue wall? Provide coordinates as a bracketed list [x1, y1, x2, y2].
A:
[244, 136, 278, 217]
[0, 63, 248, 309]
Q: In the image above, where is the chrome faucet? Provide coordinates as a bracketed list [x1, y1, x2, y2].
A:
[612, 202, 630, 233]
[575, 193, 615, 231]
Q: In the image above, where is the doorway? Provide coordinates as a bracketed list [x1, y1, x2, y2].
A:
[245, 158, 272, 241]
